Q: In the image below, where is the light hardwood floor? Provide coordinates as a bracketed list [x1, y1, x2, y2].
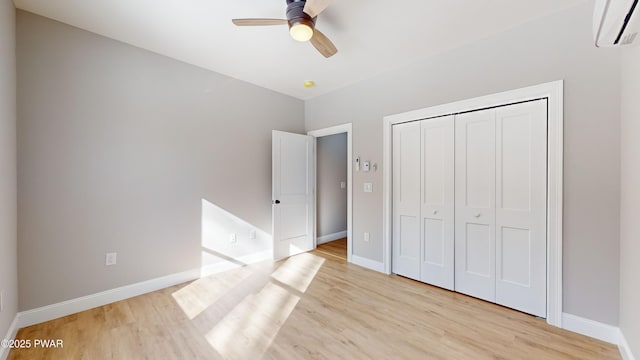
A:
[9, 240, 620, 359]
[315, 238, 347, 260]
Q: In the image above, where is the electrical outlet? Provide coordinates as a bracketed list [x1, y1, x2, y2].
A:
[230, 233, 237, 243]
[105, 252, 117, 266]
[364, 232, 370, 242]
[364, 182, 373, 193]
[249, 230, 256, 240]
[0, 289, 4, 313]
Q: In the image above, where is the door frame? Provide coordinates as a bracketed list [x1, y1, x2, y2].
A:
[308, 123, 353, 263]
[382, 80, 564, 327]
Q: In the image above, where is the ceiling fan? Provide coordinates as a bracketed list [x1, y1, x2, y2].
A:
[232, 0, 338, 58]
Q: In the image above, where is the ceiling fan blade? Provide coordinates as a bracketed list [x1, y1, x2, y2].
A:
[232, 19, 288, 26]
[303, 0, 332, 18]
[310, 28, 338, 58]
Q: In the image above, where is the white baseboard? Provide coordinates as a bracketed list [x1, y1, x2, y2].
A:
[0, 315, 20, 360]
[17, 268, 201, 329]
[317, 230, 347, 245]
[199, 250, 272, 277]
[351, 254, 385, 273]
[558, 313, 637, 360]
[618, 329, 636, 360]
[8, 255, 634, 360]
[16, 249, 274, 330]
[562, 312, 620, 344]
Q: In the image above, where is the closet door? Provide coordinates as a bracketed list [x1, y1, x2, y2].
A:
[392, 121, 421, 280]
[454, 109, 497, 303]
[420, 116, 455, 290]
[495, 101, 547, 317]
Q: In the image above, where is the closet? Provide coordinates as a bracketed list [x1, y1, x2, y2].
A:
[392, 116, 455, 290]
[392, 100, 547, 317]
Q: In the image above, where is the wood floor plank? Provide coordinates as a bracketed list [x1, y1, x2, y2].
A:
[315, 238, 347, 260]
[8, 243, 620, 359]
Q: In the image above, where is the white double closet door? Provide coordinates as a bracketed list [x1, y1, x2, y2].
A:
[392, 100, 547, 317]
[393, 116, 455, 290]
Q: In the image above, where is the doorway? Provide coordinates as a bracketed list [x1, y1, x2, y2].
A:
[308, 124, 353, 262]
[315, 133, 348, 260]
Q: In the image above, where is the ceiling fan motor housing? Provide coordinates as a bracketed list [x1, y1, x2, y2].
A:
[286, 0, 316, 30]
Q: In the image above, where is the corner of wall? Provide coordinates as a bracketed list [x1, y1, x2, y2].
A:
[619, 44, 640, 360]
[0, 0, 19, 358]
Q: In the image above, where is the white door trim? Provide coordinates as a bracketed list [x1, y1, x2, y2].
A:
[382, 80, 564, 327]
[308, 123, 353, 263]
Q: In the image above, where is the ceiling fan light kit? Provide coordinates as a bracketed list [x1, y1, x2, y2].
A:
[232, 0, 337, 58]
[289, 22, 314, 42]
[287, 0, 316, 42]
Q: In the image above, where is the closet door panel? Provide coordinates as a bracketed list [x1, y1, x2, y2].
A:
[420, 116, 455, 290]
[392, 121, 421, 280]
[495, 100, 547, 317]
[455, 109, 496, 303]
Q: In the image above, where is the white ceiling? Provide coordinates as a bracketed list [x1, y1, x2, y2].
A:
[14, 0, 585, 100]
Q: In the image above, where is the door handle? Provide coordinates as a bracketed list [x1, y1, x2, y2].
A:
[433, 210, 439, 215]
[474, 212, 481, 218]
[274, 200, 281, 204]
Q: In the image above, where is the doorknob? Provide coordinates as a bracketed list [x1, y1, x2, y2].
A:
[274, 200, 281, 204]
[474, 212, 481, 218]
[433, 210, 438, 215]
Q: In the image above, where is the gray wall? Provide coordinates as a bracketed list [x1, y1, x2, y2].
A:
[17, 11, 305, 310]
[305, 2, 621, 325]
[620, 45, 640, 356]
[0, 0, 18, 341]
[316, 133, 347, 239]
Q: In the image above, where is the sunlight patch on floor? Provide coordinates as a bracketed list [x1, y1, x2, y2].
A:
[205, 282, 300, 358]
[271, 252, 325, 293]
[172, 267, 253, 319]
[204, 252, 325, 358]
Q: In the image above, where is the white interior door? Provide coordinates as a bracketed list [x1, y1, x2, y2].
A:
[272, 130, 315, 260]
[454, 101, 547, 316]
[392, 121, 421, 280]
[454, 109, 497, 303]
[495, 101, 547, 317]
[420, 116, 455, 290]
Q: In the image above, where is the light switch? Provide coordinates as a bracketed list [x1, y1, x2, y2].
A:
[364, 182, 373, 193]
[364, 232, 370, 242]
[340, 181, 346, 189]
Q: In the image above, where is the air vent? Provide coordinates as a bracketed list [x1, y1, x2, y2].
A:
[594, 0, 640, 47]
[620, 32, 638, 44]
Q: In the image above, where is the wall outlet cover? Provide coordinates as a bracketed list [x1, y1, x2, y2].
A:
[106, 252, 117, 266]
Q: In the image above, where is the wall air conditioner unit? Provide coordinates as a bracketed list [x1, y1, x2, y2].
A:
[594, 0, 639, 47]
